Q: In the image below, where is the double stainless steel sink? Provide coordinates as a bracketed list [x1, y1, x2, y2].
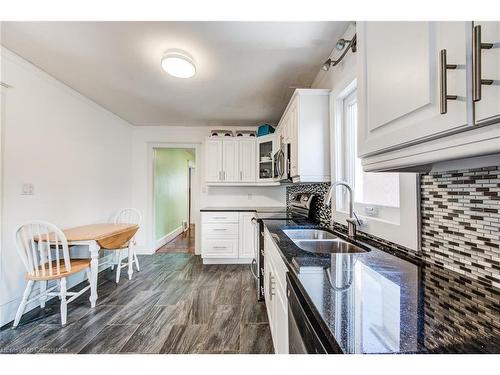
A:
[283, 229, 368, 254]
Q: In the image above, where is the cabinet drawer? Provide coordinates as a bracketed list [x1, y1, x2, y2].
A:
[202, 223, 239, 236]
[201, 212, 239, 223]
[202, 238, 239, 258]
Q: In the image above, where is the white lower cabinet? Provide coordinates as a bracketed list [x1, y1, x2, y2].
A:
[263, 228, 288, 354]
[201, 211, 256, 263]
[239, 212, 256, 259]
[201, 238, 239, 258]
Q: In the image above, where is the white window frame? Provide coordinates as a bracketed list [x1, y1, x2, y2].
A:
[330, 77, 420, 251]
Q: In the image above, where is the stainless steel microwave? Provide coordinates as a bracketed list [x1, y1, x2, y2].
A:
[273, 142, 291, 182]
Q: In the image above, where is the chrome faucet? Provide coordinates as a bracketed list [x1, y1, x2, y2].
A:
[323, 181, 361, 240]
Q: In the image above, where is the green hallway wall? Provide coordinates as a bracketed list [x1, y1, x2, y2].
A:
[154, 148, 195, 241]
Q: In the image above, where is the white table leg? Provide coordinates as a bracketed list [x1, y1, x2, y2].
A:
[89, 242, 99, 308]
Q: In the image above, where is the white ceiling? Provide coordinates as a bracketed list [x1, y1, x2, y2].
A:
[1, 21, 349, 126]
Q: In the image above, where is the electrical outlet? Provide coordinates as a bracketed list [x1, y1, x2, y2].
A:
[364, 205, 378, 217]
[21, 183, 34, 195]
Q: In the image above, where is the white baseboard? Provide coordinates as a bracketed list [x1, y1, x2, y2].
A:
[135, 246, 155, 255]
[202, 258, 253, 265]
[155, 226, 183, 250]
[0, 253, 113, 328]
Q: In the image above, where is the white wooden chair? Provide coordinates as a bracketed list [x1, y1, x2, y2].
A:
[110, 208, 141, 283]
[13, 221, 92, 327]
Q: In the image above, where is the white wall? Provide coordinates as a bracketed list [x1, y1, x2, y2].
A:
[311, 23, 357, 90]
[0, 48, 133, 326]
[131, 126, 286, 255]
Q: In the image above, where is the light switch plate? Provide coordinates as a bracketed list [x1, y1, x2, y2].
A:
[21, 183, 34, 195]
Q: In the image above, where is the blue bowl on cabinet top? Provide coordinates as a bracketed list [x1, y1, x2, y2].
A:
[257, 124, 275, 137]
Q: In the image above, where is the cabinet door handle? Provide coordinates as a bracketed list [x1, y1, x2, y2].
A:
[240, 171, 243, 180]
[439, 49, 458, 115]
[269, 273, 275, 300]
[472, 25, 494, 102]
[223, 171, 226, 180]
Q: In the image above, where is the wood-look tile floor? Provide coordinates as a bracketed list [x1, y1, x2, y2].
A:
[0, 254, 273, 354]
[156, 225, 195, 254]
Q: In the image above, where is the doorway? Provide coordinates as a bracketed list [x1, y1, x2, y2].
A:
[153, 147, 196, 254]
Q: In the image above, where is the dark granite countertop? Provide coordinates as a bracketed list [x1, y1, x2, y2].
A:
[200, 206, 286, 213]
[262, 219, 500, 354]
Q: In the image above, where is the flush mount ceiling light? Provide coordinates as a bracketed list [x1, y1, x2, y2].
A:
[161, 50, 196, 78]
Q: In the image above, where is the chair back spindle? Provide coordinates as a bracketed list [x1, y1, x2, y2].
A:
[114, 208, 142, 225]
[15, 221, 70, 278]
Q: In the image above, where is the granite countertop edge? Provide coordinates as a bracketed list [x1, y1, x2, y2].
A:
[260, 219, 500, 354]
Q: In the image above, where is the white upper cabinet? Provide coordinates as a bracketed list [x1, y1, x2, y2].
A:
[276, 89, 330, 183]
[358, 21, 500, 172]
[222, 139, 239, 181]
[473, 21, 500, 125]
[205, 139, 223, 182]
[256, 135, 275, 183]
[357, 22, 470, 157]
[238, 139, 256, 182]
[205, 136, 273, 185]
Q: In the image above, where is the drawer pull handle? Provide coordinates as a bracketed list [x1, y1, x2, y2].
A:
[269, 273, 275, 300]
[212, 228, 227, 231]
[472, 25, 494, 102]
[213, 246, 227, 249]
[213, 217, 227, 220]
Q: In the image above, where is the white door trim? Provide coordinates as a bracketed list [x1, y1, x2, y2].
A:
[0, 85, 6, 322]
[148, 142, 201, 255]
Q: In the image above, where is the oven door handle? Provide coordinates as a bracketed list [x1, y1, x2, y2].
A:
[250, 259, 258, 280]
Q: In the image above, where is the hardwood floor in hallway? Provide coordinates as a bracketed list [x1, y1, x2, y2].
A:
[0, 253, 273, 354]
[157, 225, 195, 254]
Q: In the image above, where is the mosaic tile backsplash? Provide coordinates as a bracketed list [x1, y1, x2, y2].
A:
[286, 165, 500, 289]
[421, 166, 500, 288]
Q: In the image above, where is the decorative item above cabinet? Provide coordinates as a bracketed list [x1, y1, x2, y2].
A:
[276, 89, 331, 183]
[357, 21, 500, 172]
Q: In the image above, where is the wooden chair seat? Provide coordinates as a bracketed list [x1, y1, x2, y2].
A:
[26, 259, 91, 281]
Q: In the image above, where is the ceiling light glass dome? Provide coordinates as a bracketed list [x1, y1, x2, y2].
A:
[161, 50, 196, 78]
